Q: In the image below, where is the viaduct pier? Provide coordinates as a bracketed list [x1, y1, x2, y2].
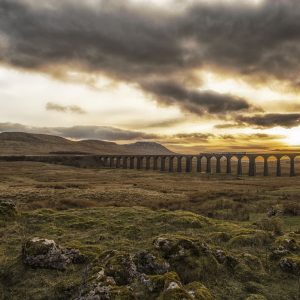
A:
[1, 152, 300, 177]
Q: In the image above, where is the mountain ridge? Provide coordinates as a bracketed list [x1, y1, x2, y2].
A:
[0, 132, 174, 155]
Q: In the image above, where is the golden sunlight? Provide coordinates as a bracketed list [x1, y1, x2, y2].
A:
[284, 127, 300, 146]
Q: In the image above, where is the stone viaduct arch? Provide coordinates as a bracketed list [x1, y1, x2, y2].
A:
[0, 152, 299, 177]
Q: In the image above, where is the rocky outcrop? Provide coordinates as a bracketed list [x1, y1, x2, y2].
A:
[22, 237, 85, 270]
[77, 249, 214, 300]
[133, 250, 170, 275]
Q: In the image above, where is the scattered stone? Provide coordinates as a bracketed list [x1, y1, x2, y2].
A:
[280, 238, 298, 251]
[279, 256, 300, 276]
[77, 267, 134, 300]
[22, 237, 85, 270]
[133, 250, 170, 275]
[269, 246, 289, 260]
[104, 252, 139, 285]
[153, 236, 204, 259]
[139, 272, 181, 294]
[186, 282, 214, 300]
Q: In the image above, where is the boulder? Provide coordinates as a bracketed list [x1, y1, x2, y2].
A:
[186, 282, 214, 300]
[153, 236, 207, 259]
[278, 238, 298, 251]
[279, 256, 300, 276]
[269, 246, 289, 260]
[22, 237, 84, 270]
[104, 252, 138, 285]
[77, 268, 134, 300]
[133, 250, 170, 275]
[138, 272, 181, 295]
[153, 235, 218, 283]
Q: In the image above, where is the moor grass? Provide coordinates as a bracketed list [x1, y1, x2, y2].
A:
[0, 161, 300, 299]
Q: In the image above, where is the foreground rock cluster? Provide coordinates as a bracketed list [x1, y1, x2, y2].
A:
[12, 207, 299, 300]
[22, 237, 85, 270]
[77, 248, 214, 300]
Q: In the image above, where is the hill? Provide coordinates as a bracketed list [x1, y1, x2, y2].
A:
[0, 132, 174, 155]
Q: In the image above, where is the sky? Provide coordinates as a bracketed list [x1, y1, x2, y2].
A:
[1, 0, 300, 153]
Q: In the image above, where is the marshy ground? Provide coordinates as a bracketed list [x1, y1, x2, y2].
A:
[1, 161, 300, 299]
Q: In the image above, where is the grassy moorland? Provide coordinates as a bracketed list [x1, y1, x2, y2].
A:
[0, 161, 300, 300]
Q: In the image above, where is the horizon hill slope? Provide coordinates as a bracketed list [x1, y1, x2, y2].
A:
[0, 132, 174, 155]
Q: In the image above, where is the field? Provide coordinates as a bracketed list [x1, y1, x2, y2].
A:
[1, 161, 300, 300]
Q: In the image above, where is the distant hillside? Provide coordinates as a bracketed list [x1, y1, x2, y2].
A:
[0, 132, 174, 155]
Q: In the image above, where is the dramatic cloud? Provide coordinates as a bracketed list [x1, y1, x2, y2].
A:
[236, 113, 300, 128]
[142, 80, 254, 115]
[46, 102, 86, 114]
[3, 0, 300, 118]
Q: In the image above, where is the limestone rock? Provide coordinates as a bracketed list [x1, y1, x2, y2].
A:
[153, 236, 205, 259]
[133, 250, 170, 275]
[269, 246, 289, 260]
[104, 252, 138, 285]
[22, 237, 84, 270]
[77, 268, 134, 300]
[279, 256, 300, 275]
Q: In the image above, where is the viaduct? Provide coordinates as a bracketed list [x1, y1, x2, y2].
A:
[1, 152, 300, 177]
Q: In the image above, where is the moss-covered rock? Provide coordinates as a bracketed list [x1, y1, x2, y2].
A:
[77, 266, 136, 300]
[138, 271, 181, 296]
[133, 250, 170, 275]
[153, 235, 219, 283]
[104, 252, 138, 285]
[153, 235, 205, 259]
[279, 256, 300, 276]
[269, 247, 290, 260]
[22, 237, 84, 270]
[275, 236, 298, 251]
[186, 282, 214, 300]
[160, 284, 193, 300]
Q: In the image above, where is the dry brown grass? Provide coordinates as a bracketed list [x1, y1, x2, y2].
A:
[0, 161, 300, 225]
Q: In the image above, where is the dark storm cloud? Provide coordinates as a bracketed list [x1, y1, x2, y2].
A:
[46, 102, 86, 114]
[143, 80, 252, 114]
[1, 0, 300, 117]
[0, 123, 158, 141]
[236, 113, 300, 128]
